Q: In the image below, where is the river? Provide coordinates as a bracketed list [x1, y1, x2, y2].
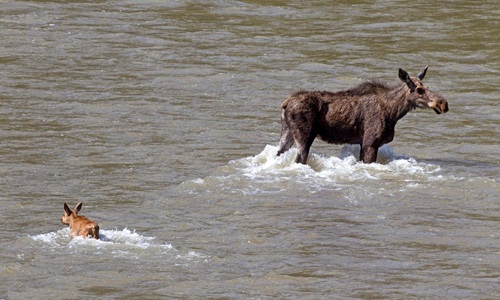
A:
[1, 1, 499, 299]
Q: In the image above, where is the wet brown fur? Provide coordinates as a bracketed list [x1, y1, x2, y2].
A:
[277, 66, 449, 164]
[61, 202, 100, 239]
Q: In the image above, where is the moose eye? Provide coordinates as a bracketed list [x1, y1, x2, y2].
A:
[416, 87, 425, 95]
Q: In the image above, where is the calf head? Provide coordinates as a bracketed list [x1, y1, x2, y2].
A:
[399, 66, 449, 114]
[61, 202, 82, 225]
[61, 202, 99, 239]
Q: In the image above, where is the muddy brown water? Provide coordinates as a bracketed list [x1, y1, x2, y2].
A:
[1, 1, 498, 299]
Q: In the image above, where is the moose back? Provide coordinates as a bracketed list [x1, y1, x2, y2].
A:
[277, 66, 449, 164]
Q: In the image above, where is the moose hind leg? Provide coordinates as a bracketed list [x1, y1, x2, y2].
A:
[294, 134, 316, 164]
[286, 111, 317, 164]
[277, 120, 294, 156]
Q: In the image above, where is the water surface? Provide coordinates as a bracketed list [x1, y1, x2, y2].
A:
[1, 1, 499, 299]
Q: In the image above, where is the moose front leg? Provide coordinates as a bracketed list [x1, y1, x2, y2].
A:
[360, 145, 378, 163]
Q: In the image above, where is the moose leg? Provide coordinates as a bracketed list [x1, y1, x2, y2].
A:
[294, 134, 316, 164]
[277, 119, 294, 156]
[292, 120, 317, 164]
[282, 108, 317, 164]
[360, 145, 378, 163]
[295, 142, 312, 164]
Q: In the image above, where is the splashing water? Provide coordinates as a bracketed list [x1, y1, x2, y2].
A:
[178, 145, 448, 197]
[231, 145, 442, 180]
[28, 228, 210, 263]
[31, 228, 172, 249]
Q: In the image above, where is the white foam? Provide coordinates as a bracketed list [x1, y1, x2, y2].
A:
[31, 228, 68, 246]
[99, 228, 163, 248]
[179, 145, 447, 197]
[232, 145, 441, 182]
[31, 228, 173, 251]
[30, 229, 209, 262]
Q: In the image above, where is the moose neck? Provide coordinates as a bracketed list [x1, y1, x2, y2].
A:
[385, 83, 414, 122]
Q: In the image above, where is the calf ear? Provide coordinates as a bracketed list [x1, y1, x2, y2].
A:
[417, 65, 428, 80]
[64, 203, 72, 215]
[75, 202, 83, 213]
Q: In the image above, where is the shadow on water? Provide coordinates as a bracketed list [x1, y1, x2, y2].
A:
[418, 158, 499, 179]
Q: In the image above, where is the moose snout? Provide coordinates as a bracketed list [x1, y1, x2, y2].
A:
[429, 97, 449, 114]
[441, 100, 449, 113]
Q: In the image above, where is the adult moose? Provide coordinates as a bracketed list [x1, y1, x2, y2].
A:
[277, 66, 449, 164]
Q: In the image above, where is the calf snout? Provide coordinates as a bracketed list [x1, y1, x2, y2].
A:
[61, 213, 71, 225]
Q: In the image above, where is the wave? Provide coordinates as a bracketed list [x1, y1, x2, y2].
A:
[31, 228, 165, 247]
[30, 228, 207, 261]
[177, 145, 453, 196]
[235, 144, 440, 179]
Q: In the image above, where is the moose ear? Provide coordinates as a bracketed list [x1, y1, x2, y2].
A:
[75, 202, 83, 213]
[417, 65, 428, 80]
[398, 68, 410, 82]
[64, 203, 72, 215]
[399, 68, 416, 92]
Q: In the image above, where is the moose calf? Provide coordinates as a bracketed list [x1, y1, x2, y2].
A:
[61, 202, 100, 239]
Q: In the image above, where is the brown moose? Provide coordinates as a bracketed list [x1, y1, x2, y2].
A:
[61, 202, 100, 239]
[277, 66, 449, 164]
